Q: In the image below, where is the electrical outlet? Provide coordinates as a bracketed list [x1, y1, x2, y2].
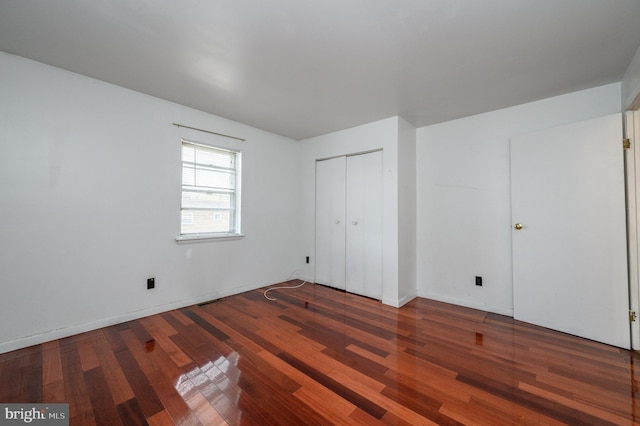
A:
[475, 276, 482, 286]
[147, 277, 155, 289]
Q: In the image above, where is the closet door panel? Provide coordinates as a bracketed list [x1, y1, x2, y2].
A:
[361, 150, 383, 299]
[315, 157, 346, 289]
[346, 151, 383, 299]
[346, 154, 365, 295]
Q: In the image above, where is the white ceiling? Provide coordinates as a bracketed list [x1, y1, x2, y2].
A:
[1, 1, 640, 140]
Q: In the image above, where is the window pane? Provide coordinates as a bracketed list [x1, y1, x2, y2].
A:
[182, 190, 232, 209]
[181, 209, 234, 234]
[182, 145, 196, 162]
[195, 147, 235, 169]
[194, 167, 235, 189]
[182, 164, 196, 186]
[182, 164, 234, 189]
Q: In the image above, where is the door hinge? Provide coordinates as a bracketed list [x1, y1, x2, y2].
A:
[630, 311, 637, 322]
[624, 138, 631, 150]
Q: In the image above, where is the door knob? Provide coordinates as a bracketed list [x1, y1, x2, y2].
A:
[514, 223, 523, 230]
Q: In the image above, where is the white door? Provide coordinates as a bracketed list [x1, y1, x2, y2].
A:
[511, 113, 630, 348]
[626, 110, 640, 349]
[315, 157, 346, 290]
[346, 151, 383, 299]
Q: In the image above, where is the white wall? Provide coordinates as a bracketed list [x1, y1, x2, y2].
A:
[397, 118, 417, 305]
[299, 117, 409, 306]
[0, 52, 301, 353]
[416, 83, 622, 315]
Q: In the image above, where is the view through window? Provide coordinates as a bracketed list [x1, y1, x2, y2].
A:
[181, 140, 241, 236]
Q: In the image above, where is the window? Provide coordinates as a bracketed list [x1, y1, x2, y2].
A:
[180, 140, 241, 238]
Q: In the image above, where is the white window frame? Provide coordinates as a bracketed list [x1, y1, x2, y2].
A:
[176, 139, 243, 242]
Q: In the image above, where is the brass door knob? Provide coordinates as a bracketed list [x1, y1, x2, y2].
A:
[514, 223, 523, 230]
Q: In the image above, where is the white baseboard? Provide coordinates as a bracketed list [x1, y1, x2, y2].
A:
[417, 291, 514, 317]
[383, 291, 418, 308]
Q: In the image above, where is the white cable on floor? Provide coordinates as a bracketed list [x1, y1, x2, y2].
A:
[264, 272, 307, 301]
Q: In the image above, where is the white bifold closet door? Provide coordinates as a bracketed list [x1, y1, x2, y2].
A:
[315, 156, 346, 290]
[315, 150, 383, 299]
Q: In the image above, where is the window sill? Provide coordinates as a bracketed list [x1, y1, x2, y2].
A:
[175, 233, 245, 243]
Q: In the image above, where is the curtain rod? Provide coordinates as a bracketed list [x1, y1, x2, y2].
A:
[172, 123, 246, 142]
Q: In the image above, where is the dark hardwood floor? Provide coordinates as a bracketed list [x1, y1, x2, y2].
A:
[1, 281, 639, 425]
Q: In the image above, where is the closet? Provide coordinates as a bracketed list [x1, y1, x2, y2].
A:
[314, 150, 382, 299]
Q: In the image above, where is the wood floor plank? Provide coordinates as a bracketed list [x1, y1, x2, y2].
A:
[42, 379, 65, 404]
[2, 282, 640, 425]
[84, 366, 121, 426]
[165, 310, 196, 327]
[457, 372, 619, 425]
[278, 351, 387, 419]
[169, 328, 222, 370]
[182, 387, 228, 426]
[140, 317, 192, 368]
[534, 370, 632, 410]
[439, 398, 564, 426]
[193, 304, 273, 355]
[41, 340, 63, 385]
[22, 345, 42, 403]
[0, 345, 43, 403]
[142, 314, 179, 336]
[320, 345, 389, 380]
[257, 350, 362, 423]
[59, 339, 96, 425]
[518, 381, 635, 425]
[114, 345, 164, 419]
[90, 330, 135, 405]
[76, 337, 101, 372]
[186, 366, 242, 425]
[146, 409, 175, 426]
[292, 386, 358, 423]
[231, 356, 327, 425]
[116, 398, 148, 426]
[181, 309, 230, 341]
